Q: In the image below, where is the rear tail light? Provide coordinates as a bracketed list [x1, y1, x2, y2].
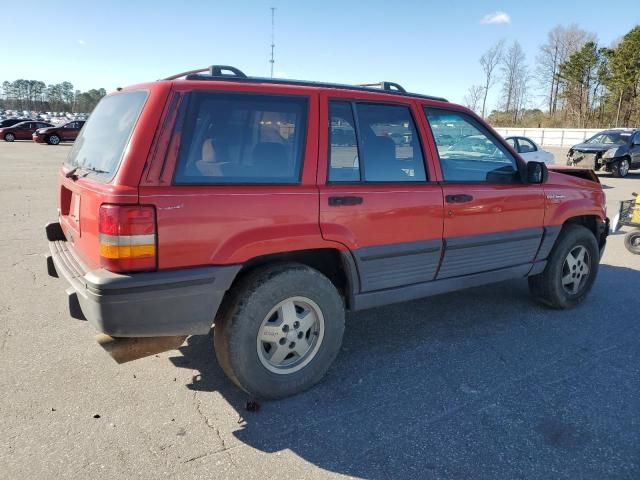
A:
[99, 205, 157, 272]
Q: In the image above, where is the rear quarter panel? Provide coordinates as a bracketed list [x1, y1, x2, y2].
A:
[139, 85, 341, 268]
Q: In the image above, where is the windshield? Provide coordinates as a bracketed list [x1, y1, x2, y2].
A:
[586, 132, 630, 145]
[65, 90, 148, 180]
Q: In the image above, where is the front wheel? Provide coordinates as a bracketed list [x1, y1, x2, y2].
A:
[4, 133, 15, 142]
[214, 263, 345, 399]
[624, 231, 640, 255]
[611, 158, 630, 178]
[529, 224, 599, 309]
[47, 135, 61, 145]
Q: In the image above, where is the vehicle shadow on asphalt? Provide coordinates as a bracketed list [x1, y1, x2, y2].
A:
[171, 264, 640, 479]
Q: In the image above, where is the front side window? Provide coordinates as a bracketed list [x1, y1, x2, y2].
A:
[586, 132, 630, 145]
[328, 101, 427, 183]
[174, 93, 308, 184]
[425, 108, 519, 183]
[517, 137, 537, 153]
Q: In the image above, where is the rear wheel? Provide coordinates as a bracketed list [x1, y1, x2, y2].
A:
[624, 230, 640, 255]
[529, 224, 599, 309]
[4, 133, 15, 142]
[47, 134, 60, 145]
[214, 263, 345, 399]
[611, 157, 630, 178]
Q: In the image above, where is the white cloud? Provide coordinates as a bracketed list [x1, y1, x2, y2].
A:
[480, 11, 511, 25]
[77, 39, 86, 45]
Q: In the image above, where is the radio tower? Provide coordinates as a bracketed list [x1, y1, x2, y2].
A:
[270, 7, 276, 78]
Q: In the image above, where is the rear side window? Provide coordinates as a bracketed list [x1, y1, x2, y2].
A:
[174, 93, 308, 184]
[357, 103, 426, 182]
[328, 101, 426, 183]
[329, 102, 360, 182]
[66, 91, 148, 181]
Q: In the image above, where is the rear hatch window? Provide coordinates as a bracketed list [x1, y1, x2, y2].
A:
[65, 90, 148, 181]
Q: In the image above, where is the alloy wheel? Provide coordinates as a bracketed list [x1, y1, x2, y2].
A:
[256, 296, 325, 374]
[619, 159, 630, 177]
[561, 245, 591, 295]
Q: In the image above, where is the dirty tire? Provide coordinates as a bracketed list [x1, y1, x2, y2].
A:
[611, 158, 630, 178]
[214, 263, 345, 399]
[624, 230, 640, 255]
[529, 224, 599, 309]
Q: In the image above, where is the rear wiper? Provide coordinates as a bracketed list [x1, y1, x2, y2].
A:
[65, 165, 108, 181]
[81, 166, 109, 175]
[65, 166, 80, 179]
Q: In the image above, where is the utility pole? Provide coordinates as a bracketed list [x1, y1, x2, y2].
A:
[270, 7, 276, 78]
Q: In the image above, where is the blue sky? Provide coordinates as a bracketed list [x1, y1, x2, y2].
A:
[2, 0, 639, 109]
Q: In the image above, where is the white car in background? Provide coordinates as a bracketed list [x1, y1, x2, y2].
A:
[505, 136, 555, 164]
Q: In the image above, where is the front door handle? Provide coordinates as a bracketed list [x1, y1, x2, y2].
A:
[328, 196, 363, 206]
[445, 194, 474, 203]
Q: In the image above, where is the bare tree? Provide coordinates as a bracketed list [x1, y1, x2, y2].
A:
[479, 40, 504, 118]
[500, 41, 528, 118]
[464, 85, 485, 113]
[536, 25, 594, 115]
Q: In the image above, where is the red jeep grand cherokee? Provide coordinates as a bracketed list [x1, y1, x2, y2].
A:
[33, 120, 85, 145]
[46, 65, 608, 399]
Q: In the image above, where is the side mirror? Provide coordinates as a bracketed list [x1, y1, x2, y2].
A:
[527, 161, 548, 184]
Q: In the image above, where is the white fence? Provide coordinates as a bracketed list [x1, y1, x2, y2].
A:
[493, 127, 601, 148]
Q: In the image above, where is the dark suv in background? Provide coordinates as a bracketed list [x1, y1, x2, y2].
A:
[33, 120, 85, 145]
[567, 128, 640, 177]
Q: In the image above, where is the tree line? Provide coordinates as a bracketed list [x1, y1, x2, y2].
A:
[0, 79, 106, 113]
[465, 24, 640, 128]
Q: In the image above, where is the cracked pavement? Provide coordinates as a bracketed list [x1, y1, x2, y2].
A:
[1, 143, 639, 479]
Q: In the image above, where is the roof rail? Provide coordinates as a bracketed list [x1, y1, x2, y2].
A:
[162, 65, 448, 102]
[163, 65, 247, 81]
[357, 82, 406, 93]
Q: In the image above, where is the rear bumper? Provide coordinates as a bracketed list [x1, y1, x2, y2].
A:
[45, 222, 240, 337]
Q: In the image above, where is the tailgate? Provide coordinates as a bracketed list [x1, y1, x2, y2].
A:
[55, 87, 166, 269]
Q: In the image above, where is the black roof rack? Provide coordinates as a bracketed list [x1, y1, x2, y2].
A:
[357, 81, 406, 93]
[163, 65, 448, 102]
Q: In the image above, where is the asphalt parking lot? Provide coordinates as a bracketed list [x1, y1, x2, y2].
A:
[1, 142, 639, 480]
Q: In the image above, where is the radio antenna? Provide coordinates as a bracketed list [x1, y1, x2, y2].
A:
[270, 7, 276, 78]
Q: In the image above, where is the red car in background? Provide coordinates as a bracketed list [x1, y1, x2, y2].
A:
[33, 121, 86, 145]
[1, 121, 53, 142]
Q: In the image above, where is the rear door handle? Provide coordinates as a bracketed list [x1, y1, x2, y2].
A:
[328, 196, 363, 206]
[445, 194, 474, 203]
